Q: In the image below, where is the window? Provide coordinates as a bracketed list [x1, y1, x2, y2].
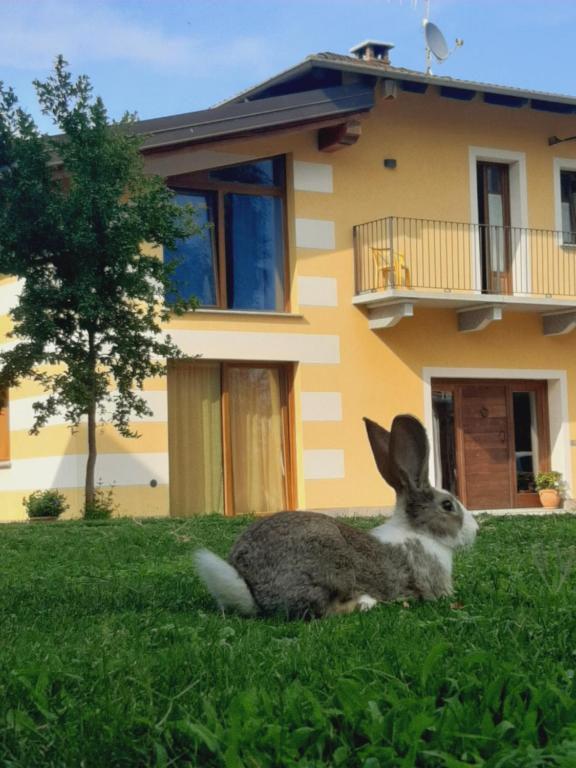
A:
[431, 387, 458, 496]
[167, 361, 294, 516]
[560, 169, 576, 244]
[0, 391, 9, 463]
[166, 157, 287, 311]
[513, 390, 539, 492]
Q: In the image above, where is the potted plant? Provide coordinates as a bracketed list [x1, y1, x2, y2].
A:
[534, 471, 564, 509]
[23, 489, 69, 522]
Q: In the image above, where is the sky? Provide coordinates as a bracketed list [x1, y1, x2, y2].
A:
[1, 0, 576, 132]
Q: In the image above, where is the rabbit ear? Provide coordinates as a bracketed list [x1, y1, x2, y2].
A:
[389, 414, 430, 491]
[363, 417, 403, 491]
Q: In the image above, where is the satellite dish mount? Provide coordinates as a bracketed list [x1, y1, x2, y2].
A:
[422, 0, 463, 75]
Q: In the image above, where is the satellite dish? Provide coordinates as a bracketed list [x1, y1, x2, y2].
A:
[424, 20, 449, 61]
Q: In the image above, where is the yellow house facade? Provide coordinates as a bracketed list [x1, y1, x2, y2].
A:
[2, 42, 576, 520]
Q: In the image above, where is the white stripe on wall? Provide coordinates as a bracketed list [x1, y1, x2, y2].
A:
[0, 452, 168, 491]
[170, 330, 340, 364]
[9, 391, 169, 432]
[303, 449, 345, 480]
[301, 392, 342, 422]
[293, 161, 334, 193]
[0, 279, 22, 316]
[297, 276, 338, 307]
[295, 219, 336, 250]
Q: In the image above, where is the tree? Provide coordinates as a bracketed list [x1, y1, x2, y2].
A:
[0, 57, 196, 508]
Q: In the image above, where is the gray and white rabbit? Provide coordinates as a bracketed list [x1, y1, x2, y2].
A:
[194, 414, 478, 619]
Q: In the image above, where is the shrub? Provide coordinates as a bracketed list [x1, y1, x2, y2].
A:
[82, 487, 117, 521]
[535, 471, 563, 491]
[23, 489, 69, 519]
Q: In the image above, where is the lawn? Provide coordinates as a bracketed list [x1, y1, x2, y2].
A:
[0, 515, 575, 767]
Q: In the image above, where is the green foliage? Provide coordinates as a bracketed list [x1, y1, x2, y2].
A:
[535, 471, 563, 491]
[0, 515, 575, 766]
[0, 56, 198, 502]
[82, 486, 117, 520]
[22, 489, 68, 518]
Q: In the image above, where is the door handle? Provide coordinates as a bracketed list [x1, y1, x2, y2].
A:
[499, 431, 506, 442]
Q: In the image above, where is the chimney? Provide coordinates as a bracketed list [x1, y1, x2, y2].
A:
[349, 40, 395, 64]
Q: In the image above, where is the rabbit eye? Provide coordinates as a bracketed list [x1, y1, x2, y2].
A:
[441, 499, 454, 512]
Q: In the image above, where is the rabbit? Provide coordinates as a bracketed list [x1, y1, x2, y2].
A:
[194, 414, 478, 620]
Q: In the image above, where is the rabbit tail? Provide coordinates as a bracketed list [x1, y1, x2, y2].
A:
[194, 549, 258, 616]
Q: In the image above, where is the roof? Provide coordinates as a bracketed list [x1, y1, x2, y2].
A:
[220, 51, 576, 114]
[132, 83, 374, 153]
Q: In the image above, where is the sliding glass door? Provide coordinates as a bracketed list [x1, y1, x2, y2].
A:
[168, 361, 293, 516]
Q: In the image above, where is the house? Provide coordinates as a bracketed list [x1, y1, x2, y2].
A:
[2, 40, 576, 520]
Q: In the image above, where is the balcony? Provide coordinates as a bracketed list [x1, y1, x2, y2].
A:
[353, 216, 576, 334]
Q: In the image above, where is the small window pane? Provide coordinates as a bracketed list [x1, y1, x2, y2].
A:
[560, 170, 576, 244]
[432, 390, 457, 495]
[209, 158, 283, 187]
[165, 191, 217, 306]
[225, 193, 285, 311]
[513, 391, 539, 492]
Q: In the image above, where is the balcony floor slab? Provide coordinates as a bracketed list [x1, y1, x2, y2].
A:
[353, 288, 576, 314]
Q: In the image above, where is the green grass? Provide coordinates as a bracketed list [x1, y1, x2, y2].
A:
[0, 515, 575, 767]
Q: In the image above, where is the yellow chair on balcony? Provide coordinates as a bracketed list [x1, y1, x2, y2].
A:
[370, 248, 412, 289]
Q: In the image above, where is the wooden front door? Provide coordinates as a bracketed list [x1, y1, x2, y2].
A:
[477, 162, 512, 294]
[432, 380, 550, 510]
[461, 383, 513, 509]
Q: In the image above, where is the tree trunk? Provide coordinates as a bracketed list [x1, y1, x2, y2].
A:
[85, 331, 97, 509]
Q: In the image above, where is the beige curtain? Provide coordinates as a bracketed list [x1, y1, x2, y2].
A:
[167, 362, 224, 516]
[228, 366, 286, 515]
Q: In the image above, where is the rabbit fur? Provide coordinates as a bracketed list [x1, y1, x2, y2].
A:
[194, 414, 478, 619]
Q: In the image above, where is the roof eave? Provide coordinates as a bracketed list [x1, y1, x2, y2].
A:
[214, 59, 315, 107]
[220, 52, 576, 111]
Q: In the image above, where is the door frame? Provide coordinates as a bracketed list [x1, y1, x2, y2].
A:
[431, 378, 550, 509]
[167, 359, 296, 517]
[423, 367, 571, 495]
[468, 147, 530, 295]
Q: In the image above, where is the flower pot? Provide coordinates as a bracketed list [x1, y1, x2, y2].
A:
[538, 489, 562, 509]
[28, 516, 60, 523]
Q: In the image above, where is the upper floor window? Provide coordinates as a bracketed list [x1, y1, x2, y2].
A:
[560, 169, 576, 245]
[166, 157, 287, 311]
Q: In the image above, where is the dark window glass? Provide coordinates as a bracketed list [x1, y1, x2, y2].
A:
[225, 194, 285, 310]
[167, 156, 286, 311]
[209, 158, 283, 187]
[513, 391, 538, 492]
[165, 191, 217, 306]
[432, 390, 457, 495]
[560, 170, 576, 244]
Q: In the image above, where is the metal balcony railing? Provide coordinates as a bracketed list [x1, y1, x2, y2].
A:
[353, 216, 576, 299]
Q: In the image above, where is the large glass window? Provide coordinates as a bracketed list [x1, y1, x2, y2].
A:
[560, 169, 576, 245]
[165, 157, 286, 311]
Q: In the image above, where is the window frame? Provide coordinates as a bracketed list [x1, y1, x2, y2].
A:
[553, 157, 576, 246]
[168, 155, 290, 312]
